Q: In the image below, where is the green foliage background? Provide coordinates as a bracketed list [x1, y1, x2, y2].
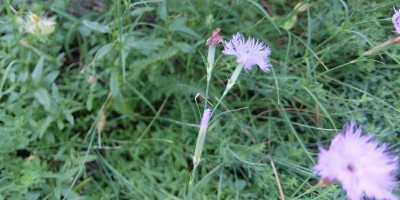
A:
[0, 0, 399, 199]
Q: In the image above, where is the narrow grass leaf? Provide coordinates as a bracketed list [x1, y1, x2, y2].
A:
[247, 0, 282, 34]
[82, 19, 110, 33]
[120, 49, 127, 83]
[110, 71, 120, 97]
[0, 60, 17, 96]
[95, 43, 113, 61]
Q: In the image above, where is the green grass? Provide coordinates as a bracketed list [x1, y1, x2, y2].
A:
[0, 0, 399, 199]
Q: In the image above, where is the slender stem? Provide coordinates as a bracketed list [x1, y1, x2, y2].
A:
[188, 63, 243, 199]
[211, 89, 228, 118]
[204, 75, 211, 109]
[192, 108, 210, 167]
[270, 160, 285, 200]
[211, 63, 244, 117]
[133, 97, 168, 147]
[187, 108, 211, 200]
[204, 45, 216, 109]
[364, 36, 400, 56]
[187, 165, 197, 200]
[97, 92, 112, 148]
[187, 45, 216, 200]
[207, 45, 216, 72]
[63, 92, 113, 200]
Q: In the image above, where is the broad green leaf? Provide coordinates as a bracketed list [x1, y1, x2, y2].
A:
[174, 42, 193, 53]
[18, 69, 29, 82]
[32, 56, 44, 83]
[95, 43, 113, 61]
[78, 25, 91, 37]
[282, 14, 297, 31]
[129, 0, 163, 8]
[44, 71, 60, 84]
[63, 109, 74, 125]
[82, 19, 110, 33]
[125, 38, 164, 57]
[51, 83, 60, 102]
[110, 71, 120, 97]
[38, 116, 53, 138]
[169, 17, 200, 39]
[57, 119, 64, 130]
[130, 7, 154, 16]
[34, 88, 51, 108]
[86, 91, 94, 111]
[157, 0, 167, 21]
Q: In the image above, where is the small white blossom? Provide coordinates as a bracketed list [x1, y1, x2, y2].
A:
[19, 12, 56, 38]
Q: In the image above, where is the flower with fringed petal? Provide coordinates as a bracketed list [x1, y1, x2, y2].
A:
[222, 33, 271, 72]
[314, 122, 398, 200]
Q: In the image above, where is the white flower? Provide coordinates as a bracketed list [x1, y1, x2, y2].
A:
[23, 12, 56, 37]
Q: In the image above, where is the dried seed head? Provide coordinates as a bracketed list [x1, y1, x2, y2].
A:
[206, 28, 223, 46]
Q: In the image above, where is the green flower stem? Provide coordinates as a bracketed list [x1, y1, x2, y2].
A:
[204, 45, 216, 109]
[187, 45, 216, 200]
[207, 45, 216, 76]
[192, 123, 208, 168]
[187, 168, 196, 200]
[188, 63, 243, 200]
[211, 63, 244, 117]
[187, 120, 209, 200]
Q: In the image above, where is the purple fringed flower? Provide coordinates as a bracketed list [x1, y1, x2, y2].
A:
[393, 7, 400, 34]
[200, 108, 211, 131]
[222, 33, 271, 72]
[314, 122, 399, 200]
